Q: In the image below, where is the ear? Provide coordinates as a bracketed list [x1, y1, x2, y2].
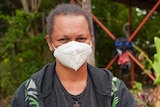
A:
[45, 35, 54, 52]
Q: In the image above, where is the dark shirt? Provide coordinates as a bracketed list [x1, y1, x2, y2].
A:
[54, 73, 97, 107]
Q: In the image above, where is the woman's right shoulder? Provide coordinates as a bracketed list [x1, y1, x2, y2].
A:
[10, 79, 29, 107]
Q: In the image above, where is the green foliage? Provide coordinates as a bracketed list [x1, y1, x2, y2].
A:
[0, 9, 51, 98]
[92, 1, 160, 85]
[92, 0, 129, 68]
[152, 37, 160, 85]
[134, 81, 143, 91]
[134, 37, 160, 85]
[131, 81, 143, 94]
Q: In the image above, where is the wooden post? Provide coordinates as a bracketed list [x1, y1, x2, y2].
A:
[82, 0, 95, 66]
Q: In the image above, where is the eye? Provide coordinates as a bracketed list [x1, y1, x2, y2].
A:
[58, 38, 69, 43]
[77, 37, 87, 42]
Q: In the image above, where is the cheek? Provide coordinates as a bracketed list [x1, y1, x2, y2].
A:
[52, 41, 63, 48]
[87, 37, 92, 44]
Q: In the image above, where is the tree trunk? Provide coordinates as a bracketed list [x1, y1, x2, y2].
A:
[20, 0, 41, 14]
[82, 0, 95, 66]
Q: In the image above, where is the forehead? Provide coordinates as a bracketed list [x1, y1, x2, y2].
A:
[51, 15, 91, 39]
[54, 14, 88, 24]
[53, 15, 89, 32]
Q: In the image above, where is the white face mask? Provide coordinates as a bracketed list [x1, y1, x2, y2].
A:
[52, 41, 92, 71]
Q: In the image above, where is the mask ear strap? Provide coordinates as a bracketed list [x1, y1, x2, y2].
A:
[89, 41, 92, 47]
[51, 43, 56, 53]
[51, 43, 56, 49]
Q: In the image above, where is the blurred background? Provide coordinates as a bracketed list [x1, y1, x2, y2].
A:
[0, 0, 160, 106]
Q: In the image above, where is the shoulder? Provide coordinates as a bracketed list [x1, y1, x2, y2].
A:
[116, 81, 137, 106]
[10, 80, 28, 107]
[87, 64, 115, 95]
[87, 64, 113, 78]
[10, 78, 40, 107]
[10, 62, 56, 107]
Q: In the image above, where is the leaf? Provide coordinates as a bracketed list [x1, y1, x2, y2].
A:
[154, 37, 160, 64]
[153, 54, 160, 75]
[154, 75, 160, 85]
[153, 37, 160, 85]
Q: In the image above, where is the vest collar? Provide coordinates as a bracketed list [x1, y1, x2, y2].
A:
[32, 61, 113, 97]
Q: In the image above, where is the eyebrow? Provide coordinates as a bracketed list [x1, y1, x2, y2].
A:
[61, 34, 85, 38]
[56, 34, 69, 39]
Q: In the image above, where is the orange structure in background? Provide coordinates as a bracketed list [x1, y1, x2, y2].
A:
[71, 0, 160, 86]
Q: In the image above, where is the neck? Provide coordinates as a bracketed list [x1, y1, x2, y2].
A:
[55, 60, 88, 95]
[55, 60, 88, 82]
